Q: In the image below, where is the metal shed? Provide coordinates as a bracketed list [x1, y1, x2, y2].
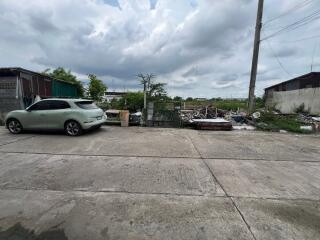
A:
[52, 79, 78, 97]
[0, 67, 79, 122]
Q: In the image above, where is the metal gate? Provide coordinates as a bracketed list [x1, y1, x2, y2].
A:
[147, 101, 182, 128]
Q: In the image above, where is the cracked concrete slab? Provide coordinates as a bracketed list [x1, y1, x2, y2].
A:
[0, 127, 200, 158]
[0, 126, 319, 239]
[0, 153, 224, 196]
[0, 190, 254, 240]
[0, 128, 34, 147]
[234, 198, 320, 240]
[189, 131, 320, 161]
[205, 159, 320, 200]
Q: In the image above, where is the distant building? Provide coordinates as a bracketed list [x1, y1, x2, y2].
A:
[0, 67, 79, 123]
[103, 91, 126, 102]
[194, 98, 207, 101]
[265, 72, 320, 114]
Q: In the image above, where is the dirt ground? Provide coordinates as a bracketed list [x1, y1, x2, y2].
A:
[0, 126, 319, 240]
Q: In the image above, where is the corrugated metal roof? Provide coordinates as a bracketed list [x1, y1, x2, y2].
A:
[265, 72, 320, 91]
[0, 67, 77, 85]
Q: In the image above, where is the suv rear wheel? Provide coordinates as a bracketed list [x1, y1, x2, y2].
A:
[7, 119, 23, 134]
[65, 120, 82, 136]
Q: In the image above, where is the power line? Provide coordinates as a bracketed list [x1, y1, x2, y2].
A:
[264, 0, 315, 26]
[262, 9, 320, 40]
[274, 34, 320, 43]
[311, 41, 319, 71]
[261, 8, 320, 41]
[263, 35, 292, 77]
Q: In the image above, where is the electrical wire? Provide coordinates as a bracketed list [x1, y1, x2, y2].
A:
[276, 34, 320, 43]
[261, 8, 320, 41]
[262, 29, 293, 77]
[263, 9, 320, 39]
[264, 0, 315, 26]
[311, 41, 319, 71]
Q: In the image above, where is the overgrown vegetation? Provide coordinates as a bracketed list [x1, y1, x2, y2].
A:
[97, 92, 144, 112]
[182, 96, 264, 111]
[126, 92, 144, 112]
[213, 100, 248, 111]
[101, 95, 265, 113]
[294, 103, 310, 114]
[183, 99, 245, 111]
[256, 112, 310, 133]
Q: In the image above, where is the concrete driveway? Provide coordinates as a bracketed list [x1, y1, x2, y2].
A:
[0, 126, 319, 240]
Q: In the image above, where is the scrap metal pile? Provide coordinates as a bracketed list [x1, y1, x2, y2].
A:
[180, 106, 228, 121]
[180, 106, 246, 131]
[297, 114, 320, 132]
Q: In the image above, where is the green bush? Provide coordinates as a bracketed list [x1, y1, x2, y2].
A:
[184, 99, 248, 111]
[294, 103, 310, 114]
[258, 112, 310, 133]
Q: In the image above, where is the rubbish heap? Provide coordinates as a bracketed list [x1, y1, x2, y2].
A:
[180, 105, 320, 133]
[297, 114, 320, 132]
[180, 106, 250, 131]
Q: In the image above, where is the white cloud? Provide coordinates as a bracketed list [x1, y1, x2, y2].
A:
[0, 0, 319, 98]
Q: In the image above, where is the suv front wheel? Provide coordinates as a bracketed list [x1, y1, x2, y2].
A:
[7, 119, 23, 134]
[65, 120, 82, 136]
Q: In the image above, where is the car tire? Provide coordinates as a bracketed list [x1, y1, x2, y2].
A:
[7, 118, 23, 134]
[65, 120, 83, 136]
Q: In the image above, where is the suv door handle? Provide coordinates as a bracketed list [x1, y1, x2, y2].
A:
[40, 114, 46, 116]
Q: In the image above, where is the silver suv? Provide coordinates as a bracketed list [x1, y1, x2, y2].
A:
[5, 99, 106, 136]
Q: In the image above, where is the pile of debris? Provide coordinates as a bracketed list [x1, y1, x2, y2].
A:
[180, 105, 320, 133]
[180, 107, 223, 122]
[180, 106, 242, 121]
[129, 112, 142, 125]
[180, 106, 251, 131]
[297, 114, 320, 132]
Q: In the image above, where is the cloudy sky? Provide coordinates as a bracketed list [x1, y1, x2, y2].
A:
[0, 0, 319, 98]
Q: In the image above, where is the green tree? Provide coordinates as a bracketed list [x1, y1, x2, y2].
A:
[110, 98, 125, 110]
[255, 96, 265, 109]
[125, 92, 144, 112]
[173, 96, 183, 101]
[137, 73, 167, 101]
[149, 82, 167, 100]
[88, 74, 107, 102]
[42, 67, 84, 97]
[186, 97, 193, 101]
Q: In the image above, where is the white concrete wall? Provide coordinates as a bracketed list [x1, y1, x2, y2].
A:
[266, 88, 320, 114]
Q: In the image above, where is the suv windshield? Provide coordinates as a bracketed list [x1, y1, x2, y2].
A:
[75, 101, 98, 110]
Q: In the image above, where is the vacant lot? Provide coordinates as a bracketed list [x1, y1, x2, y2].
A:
[0, 126, 319, 240]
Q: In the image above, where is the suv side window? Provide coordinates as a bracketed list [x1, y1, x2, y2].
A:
[49, 100, 71, 110]
[28, 101, 51, 111]
[28, 100, 70, 111]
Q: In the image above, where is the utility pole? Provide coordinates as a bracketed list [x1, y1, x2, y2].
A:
[137, 74, 148, 126]
[141, 76, 147, 126]
[248, 0, 264, 114]
[143, 80, 147, 110]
